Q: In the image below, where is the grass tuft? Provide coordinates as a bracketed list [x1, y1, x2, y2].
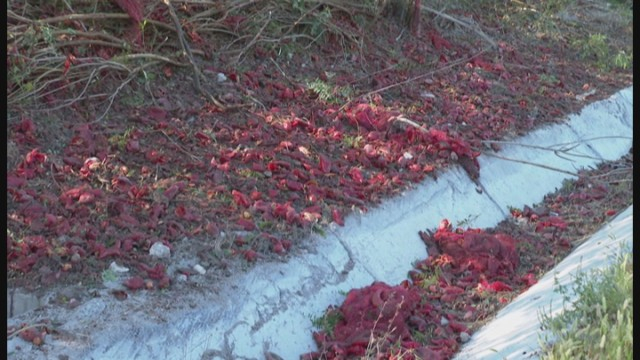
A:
[538, 242, 633, 360]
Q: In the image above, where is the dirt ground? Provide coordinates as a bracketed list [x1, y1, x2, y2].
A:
[6, 0, 633, 357]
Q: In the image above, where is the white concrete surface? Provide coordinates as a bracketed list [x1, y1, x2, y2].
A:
[454, 205, 633, 360]
[6, 87, 632, 360]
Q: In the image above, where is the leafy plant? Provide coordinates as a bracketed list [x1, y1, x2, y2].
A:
[455, 214, 479, 228]
[311, 307, 343, 338]
[538, 242, 633, 359]
[101, 268, 118, 283]
[559, 178, 575, 193]
[306, 77, 354, 104]
[571, 33, 630, 71]
[613, 50, 632, 70]
[108, 127, 134, 151]
[342, 134, 364, 149]
[416, 267, 442, 290]
[307, 79, 334, 102]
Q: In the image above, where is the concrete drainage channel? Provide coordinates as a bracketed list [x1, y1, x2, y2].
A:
[7, 87, 632, 360]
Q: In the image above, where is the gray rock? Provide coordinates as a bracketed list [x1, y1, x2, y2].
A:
[460, 331, 471, 343]
[149, 242, 171, 258]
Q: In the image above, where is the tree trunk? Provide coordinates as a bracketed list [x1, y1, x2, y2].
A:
[377, 0, 421, 36]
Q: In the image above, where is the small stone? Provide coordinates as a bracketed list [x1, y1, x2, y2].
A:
[71, 253, 82, 263]
[440, 317, 449, 326]
[84, 157, 101, 170]
[68, 298, 80, 309]
[420, 91, 436, 99]
[109, 261, 129, 273]
[463, 310, 474, 320]
[176, 274, 188, 282]
[216, 73, 227, 82]
[149, 242, 171, 258]
[193, 264, 206, 275]
[460, 332, 471, 343]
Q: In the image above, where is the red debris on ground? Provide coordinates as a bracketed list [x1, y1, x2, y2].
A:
[303, 220, 534, 359]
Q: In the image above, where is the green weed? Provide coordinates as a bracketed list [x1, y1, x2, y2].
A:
[306, 78, 353, 104]
[538, 242, 633, 359]
[455, 214, 479, 228]
[101, 268, 118, 283]
[342, 134, 364, 149]
[311, 307, 343, 338]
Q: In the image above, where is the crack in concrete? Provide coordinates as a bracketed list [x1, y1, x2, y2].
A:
[606, 94, 632, 127]
[200, 321, 252, 360]
[447, 177, 462, 196]
[381, 187, 441, 229]
[249, 287, 288, 334]
[9, 288, 14, 318]
[328, 228, 370, 280]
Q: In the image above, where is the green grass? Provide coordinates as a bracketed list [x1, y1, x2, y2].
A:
[538, 242, 633, 360]
[311, 307, 343, 338]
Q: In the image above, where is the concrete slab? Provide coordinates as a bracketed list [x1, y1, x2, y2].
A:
[6, 86, 632, 360]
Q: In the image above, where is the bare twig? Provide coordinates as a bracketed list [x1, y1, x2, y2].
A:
[92, 62, 158, 123]
[340, 48, 490, 111]
[162, 0, 227, 110]
[233, 10, 272, 65]
[391, 115, 597, 179]
[587, 167, 633, 179]
[157, 130, 203, 162]
[7, 323, 50, 339]
[8, 10, 130, 24]
[420, 5, 497, 48]
[51, 39, 133, 51]
[482, 152, 580, 177]
[269, 57, 297, 87]
[481, 140, 595, 161]
[481, 136, 633, 162]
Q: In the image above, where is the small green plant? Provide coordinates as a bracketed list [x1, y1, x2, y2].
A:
[311, 223, 326, 237]
[417, 267, 442, 290]
[455, 214, 479, 228]
[558, 178, 575, 193]
[613, 50, 632, 70]
[237, 168, 262, 179]
[342, 134, 364, 149]
[307, 79, 334, 102]
[108, 127, 134, 151]
[311, 307, 343, 338]
[306, 78, 353, 104]
[101, 268, 118, 283]
[539, 73, 559, 85]
[411, 328, 429, 344]
[538, 242, 633, 359]
[572, 33, 627, 71]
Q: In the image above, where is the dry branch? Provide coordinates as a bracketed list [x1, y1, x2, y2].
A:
[161, 0, 227, 110]
[420, 4, 497, 48]
[340, 48, 490, 111]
